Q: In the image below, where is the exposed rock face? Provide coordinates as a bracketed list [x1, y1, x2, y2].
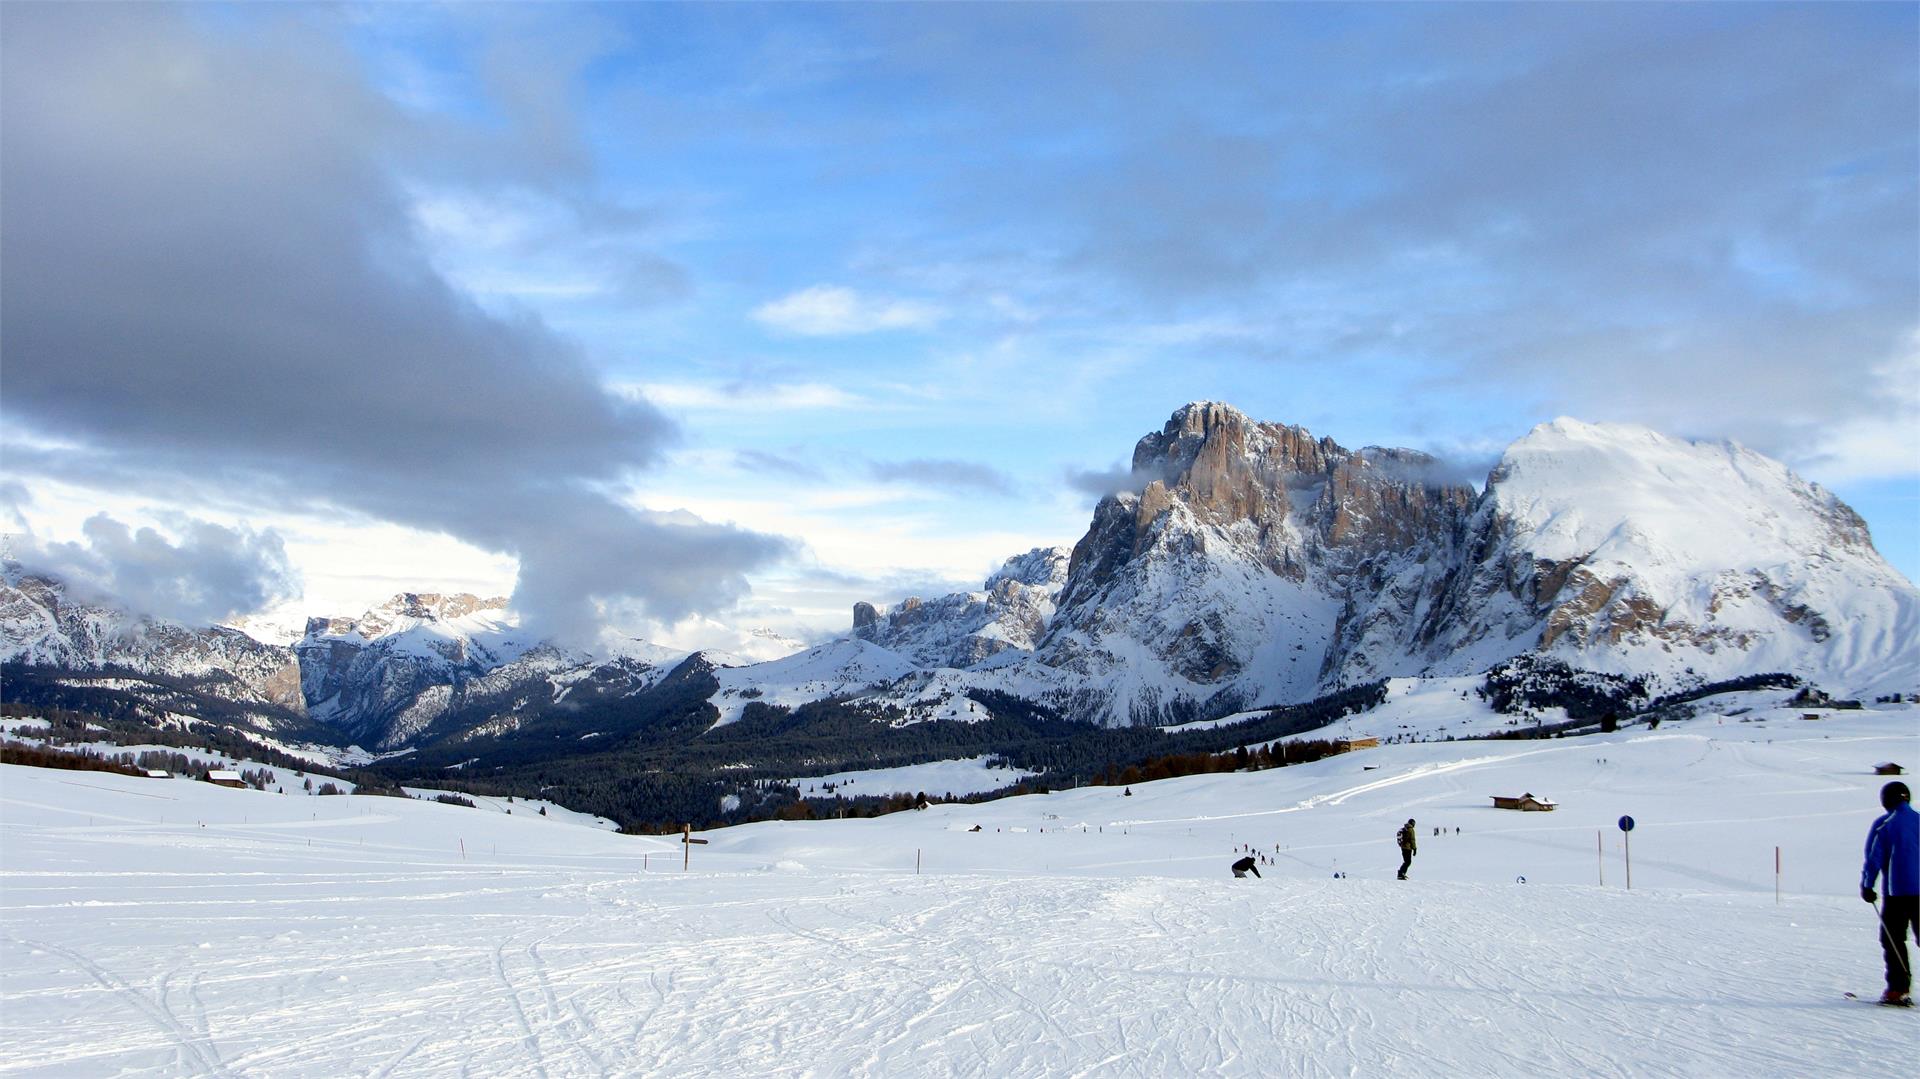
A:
[853, 547, 1071, 669]
[1041, 403, 1479, 722]
[294, 592, 530, 744]
[0, 566, 306, 713]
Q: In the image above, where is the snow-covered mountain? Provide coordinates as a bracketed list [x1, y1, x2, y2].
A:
[1417, 417, 1920, 689]
[0, 565, 305, 712]
[294, 593, 686, 747]
[800, 403, 1917, 725]
[853, 546, 1070, 668]
[0, 575, 689, 749]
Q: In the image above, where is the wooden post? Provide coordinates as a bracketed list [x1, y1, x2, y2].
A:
[916, 848, 921, 875]
[460, 838, 465, 861]
[683, 824, 691, 872]
[1597, 830, 1604, 887]
[1775, 846, 1781, 905]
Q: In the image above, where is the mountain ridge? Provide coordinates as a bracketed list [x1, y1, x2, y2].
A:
[4, 403, 1914, 751]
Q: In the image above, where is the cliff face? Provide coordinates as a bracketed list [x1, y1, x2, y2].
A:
[1035, 403, 1480, 721]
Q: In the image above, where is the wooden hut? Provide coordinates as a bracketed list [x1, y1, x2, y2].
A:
[1490, 792, 1557, 812]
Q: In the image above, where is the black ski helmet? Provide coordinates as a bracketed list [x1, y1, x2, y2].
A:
[1883, 781, 1912, 811]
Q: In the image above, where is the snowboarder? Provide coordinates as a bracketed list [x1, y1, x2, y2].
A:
[1396, 819, 1418, 880]
[1862, 780, 1918, 1006]
[1231, 855, 1261, 878]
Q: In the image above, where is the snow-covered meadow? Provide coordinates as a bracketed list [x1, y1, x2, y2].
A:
[2, 694, 1914, 1076]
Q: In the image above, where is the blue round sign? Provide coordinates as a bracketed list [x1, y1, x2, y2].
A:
[1618, 815, 1636, 832]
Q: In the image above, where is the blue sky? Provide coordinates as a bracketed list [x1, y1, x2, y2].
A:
[2, 2, 1914, 651]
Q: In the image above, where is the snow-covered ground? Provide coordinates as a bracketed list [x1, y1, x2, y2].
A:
[400, 786, 619, 832]
[785, 755, 1037, 799]
[2, 698, 1914, 1076]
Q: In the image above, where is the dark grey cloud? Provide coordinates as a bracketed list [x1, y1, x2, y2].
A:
[868, 458, 1015, 496]
[0, 4, 787, 640]
[1063, 461, 1170, 500]
[14, 514, 300, 627]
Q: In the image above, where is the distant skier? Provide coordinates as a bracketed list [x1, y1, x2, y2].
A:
[1396, 819, 1418, 880]
[1231, 855, 1261, 879]
[1862, 780, 1918, 1006]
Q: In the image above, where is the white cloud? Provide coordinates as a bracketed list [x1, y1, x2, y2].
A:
[1790, 338, 1920, 485]
[627, 380, 865, 412]
[751, 285, 946, 336]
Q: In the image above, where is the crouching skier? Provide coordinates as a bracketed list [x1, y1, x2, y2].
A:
[1231, 856, 1261, 879]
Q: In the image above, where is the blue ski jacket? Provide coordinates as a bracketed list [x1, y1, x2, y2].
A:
[1862, 802, 1920, 897]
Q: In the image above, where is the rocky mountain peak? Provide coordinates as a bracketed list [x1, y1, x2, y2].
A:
[850, 547, 1072, 669]
[373, 592, 509, 623]
[304, 592, 511, 642]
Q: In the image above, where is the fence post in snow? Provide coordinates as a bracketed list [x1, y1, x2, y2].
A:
[917, 848, 922, 875]
[1597, 830, 1604, 887]
[1775, 846, 1781, 905]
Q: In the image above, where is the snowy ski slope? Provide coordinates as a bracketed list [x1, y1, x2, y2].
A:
[2, 696, 1914, 1076]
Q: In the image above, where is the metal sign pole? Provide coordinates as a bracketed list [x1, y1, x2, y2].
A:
[1618, 815, 1635, 891]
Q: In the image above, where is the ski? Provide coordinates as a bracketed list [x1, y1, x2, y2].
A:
[1843, 992, 1914, 1007]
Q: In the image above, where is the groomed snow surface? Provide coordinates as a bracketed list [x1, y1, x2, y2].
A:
[3, 695, 1915, 1077]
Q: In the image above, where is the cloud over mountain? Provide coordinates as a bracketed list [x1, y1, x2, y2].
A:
[0, 5, 788, 640]
[12, 514, 300, 627]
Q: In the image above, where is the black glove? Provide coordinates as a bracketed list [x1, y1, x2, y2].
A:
[1863, 886, 1878, 904]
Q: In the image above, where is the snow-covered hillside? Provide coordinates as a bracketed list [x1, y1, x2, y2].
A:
[4, 698, 1913, 1077]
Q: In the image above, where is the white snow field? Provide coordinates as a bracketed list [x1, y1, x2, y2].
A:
[2, 696, 1915, 1077]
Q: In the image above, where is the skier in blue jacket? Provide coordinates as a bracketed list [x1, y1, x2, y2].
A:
[1861, 780, 1918, 1005]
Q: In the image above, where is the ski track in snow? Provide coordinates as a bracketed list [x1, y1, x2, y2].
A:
[4, 868, 1909, 1077]
[2, 705, 1916, 1077]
